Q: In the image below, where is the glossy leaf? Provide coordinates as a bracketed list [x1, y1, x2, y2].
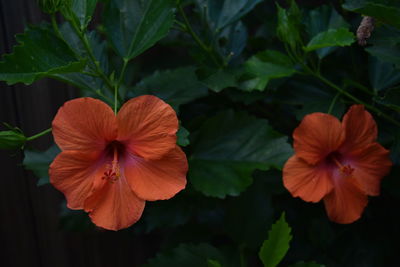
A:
[70, 0, 98, 29]
[244, 50, 296, 91]
[130, 66, 208, 111]
[197, 0, 262, 30]
[369, 56, 400, 92]
[104, 0, 175, 60]
[189, 110, 293, 198]
[23, 144, 61, 186]
[304, 5, 350, 58]
[259, 213, 292, 267]
[144, 243, 225, 267]
[276, 0, 302, 50]
[0, 25, 85, 85]
[197, 67, 238, 92]
[343, 0, 400, 29]
[304, 28, 355, 52]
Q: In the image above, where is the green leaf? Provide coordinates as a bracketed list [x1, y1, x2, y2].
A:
[304, 28, 355, 52]
[0, 25, 85, 85]
[104, 0, 175, 60]
[197, 67, 238, 92]
[189, 110, 293, 198]
[244, 50, 296, 91]
[130, 67, 208, 111]
[197, 0, 262, 30]
[144, 243, 225, 267]
[177, 126, 190, 147]
[304, 5, 350, 58]
[369, 56, 400, 92]
[259, 213, 292, 267]
[276, 0, 302, 50]
[70, 0, 98, 29]
[23, 144, 61, 186]
[343, 0, 400, 29]
[366, 45, 400, 66]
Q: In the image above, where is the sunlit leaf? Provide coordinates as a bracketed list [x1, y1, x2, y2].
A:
[259, 212, 292, 267]
[304, 28, 355, 52]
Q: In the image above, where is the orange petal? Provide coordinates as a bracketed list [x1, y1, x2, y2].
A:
[117, 95, 178, 160]
[323, 177, 368, 224]
[349, 143, 392, 196]
[283, 155, 333, 202]
[124, 146, 188, 201]
[293, 113, 344, 165]
[341, 105, 377, 152]
[84, 174, 145, 231]
[52, 97, 117, 152]
[49, 150, 106, 209]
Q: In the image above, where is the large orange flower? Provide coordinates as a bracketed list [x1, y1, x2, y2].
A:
[283, 105, 392, 224]
[49, 96, 188, 230]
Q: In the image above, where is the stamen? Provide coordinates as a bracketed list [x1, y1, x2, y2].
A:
[101, 146, 120, 183]
[332, 156, 354, 177]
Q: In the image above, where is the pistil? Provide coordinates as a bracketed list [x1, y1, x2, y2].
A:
[102, 146, 120, 183]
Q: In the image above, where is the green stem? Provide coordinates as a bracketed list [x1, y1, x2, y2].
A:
[310, 70, 400, 126]
[51, 14, 62, 39]
[178, 5, 222, 67]
[327, 92, 341, 114]
[68, 18, 115, 95]
[26, 128, 52, 141]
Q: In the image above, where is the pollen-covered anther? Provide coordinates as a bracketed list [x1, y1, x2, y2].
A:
[340, 165, 354, 176]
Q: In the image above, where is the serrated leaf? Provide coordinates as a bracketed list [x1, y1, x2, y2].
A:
[197, 67, 238, 92]
[23, 144, 60, 186]
[304, 28, 355, 52]
[0, 25, 85, 85]
[69, 0, 98, 29]
[304, 5, 350, 58]
[189, 110, 293, 198]
[244, 50, 296, 91]
[144, 243, 225, 267]
[196, 0, 262, 30]
[259, 213, 292, 267]
[276, 0, 302, 50]
[130, 66, 208, 111]
[104, 0, 175, 60]
[343, 0, 400, 29]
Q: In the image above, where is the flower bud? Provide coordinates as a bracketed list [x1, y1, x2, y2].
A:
[0, 130, 26, 150]
[38, 0, 70, 14]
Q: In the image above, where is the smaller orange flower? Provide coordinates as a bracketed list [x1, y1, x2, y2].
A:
[283, 105, 392, 224]
[49, 95, 188, 230]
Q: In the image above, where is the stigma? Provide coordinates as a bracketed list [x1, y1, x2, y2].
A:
[102, 147, 120, 183]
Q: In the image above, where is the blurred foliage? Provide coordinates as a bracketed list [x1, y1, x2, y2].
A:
[1, 0, 400, 266]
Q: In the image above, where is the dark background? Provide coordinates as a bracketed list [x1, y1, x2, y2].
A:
[0, 1, 156, 266]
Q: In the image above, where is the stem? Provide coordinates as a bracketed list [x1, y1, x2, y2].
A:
[67, 18, 115, 95]
[327, 92, 341, 114]
[26, 128, 52, 141]
[51, 14, 62, 39]
[178, 5, 222, 67]
[311, 70, 400, 126]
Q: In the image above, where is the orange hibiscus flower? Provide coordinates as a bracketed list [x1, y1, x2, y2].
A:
[49, 96, 188, 230]
[283, 105, 392, 224]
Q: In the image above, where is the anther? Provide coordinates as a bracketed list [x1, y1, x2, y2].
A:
[332, 156, 354, 177]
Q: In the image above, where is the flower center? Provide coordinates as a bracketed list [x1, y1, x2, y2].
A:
[102, 146, 121, 183]
[327, 152, 354, 177]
